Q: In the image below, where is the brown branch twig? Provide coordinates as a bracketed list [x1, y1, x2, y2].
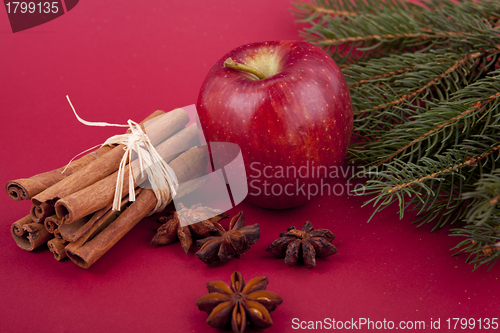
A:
[349, 66, 417, 87]
[489, 195, 500, 206]
[376, 90, 500, 165]
[293, 1, 358, 17]
[483, 242, 500, 256]
[355, 52, 483, 116]
[387, 144, 500, 194]
[317, 30, 473, 46]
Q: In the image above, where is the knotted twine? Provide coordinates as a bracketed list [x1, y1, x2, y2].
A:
[65, 96, 178, 214]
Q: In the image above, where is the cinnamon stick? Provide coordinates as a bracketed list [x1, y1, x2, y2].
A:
[44, 214, 61, 233]
[5, 108, 170, 202]
[11, 219, 53, 251]
[11, 214, 32, 237]
[55, 124, 201, 224]
[131, 123, 201, 185]
[65, 198, 132, 256]
[6, 145, 113, 201]
[174, 171, 210, 199]
[53, 228, 63, 240]
[31, 108, 189, 218]
[64, 172, 209, 258]
[67, 189, 157, 268]
[64, 205, 116, 244]
[66, 147, 208, 268]
[66, 192, 139, 244]
[47, 238, 68, 261]
[57, 216, 90, 242]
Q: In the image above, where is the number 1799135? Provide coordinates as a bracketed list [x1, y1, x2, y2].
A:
[446, 318, 498, 330]
[5, 2, 59, 14]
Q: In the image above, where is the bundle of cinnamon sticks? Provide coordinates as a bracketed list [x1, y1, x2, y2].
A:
[6, 108, 209, 268]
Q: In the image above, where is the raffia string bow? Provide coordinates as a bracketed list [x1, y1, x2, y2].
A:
[65, 96, 178, 213]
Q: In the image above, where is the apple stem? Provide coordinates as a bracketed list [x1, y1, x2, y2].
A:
[224, 58, 267, 80]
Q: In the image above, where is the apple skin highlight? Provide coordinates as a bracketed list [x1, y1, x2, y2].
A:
[197, 41, 353, 209]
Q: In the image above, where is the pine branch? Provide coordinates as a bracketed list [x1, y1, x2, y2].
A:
[297, 0, 500, 270]
[425, 0, 500, 24]
[292, 0, 412, 21]
[358, 142, 499, 230]
[451, 221, 500, 271]
[348, 51, 498, 156]
[295, 0, 500, 65]
[344, 53, 435, 88]
[462, 168, 500, 225]
[354, 53, 481, 115]
[362, 69, 500, 166]
[379, 94, 500, 165]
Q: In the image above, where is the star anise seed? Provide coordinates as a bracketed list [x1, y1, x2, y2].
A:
[151, 203, 229, 253]
[196, 271, 283, 333]
[266, 220, 337, 267]
[196, 211, 260, 265]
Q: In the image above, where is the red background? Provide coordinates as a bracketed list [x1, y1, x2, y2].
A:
[0, 1, 498, 332]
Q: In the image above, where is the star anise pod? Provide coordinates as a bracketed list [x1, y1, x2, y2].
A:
[196, 271, 283, 333]
[196, 211, 260, 265]
[151, 203, 229, 253]
[266, 221, 337, 267]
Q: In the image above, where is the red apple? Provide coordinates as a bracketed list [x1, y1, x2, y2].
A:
[196, 40, 353, 209]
